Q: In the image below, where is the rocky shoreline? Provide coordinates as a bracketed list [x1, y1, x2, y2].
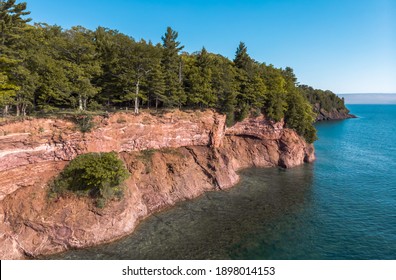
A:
[314, 107, 357, 122]
[0, 110, 314, 259]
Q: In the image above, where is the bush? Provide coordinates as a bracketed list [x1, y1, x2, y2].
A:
[74, 113, 95, 133]
[49, 152, 129, 207]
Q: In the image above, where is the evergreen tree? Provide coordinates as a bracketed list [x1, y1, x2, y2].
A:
[161, 27, 186, 107]
[145, 43, 166, 109]
[184, 47, 216, 108]
[284, 89, 317, 143]
[234, 42, 251, 70]
[0, 71, 18, 115]
[129, 40, 152, 114]
[0, 0, 32, 115]
[58, 26, 101, 110]
[93, 27, 121, 108]
[211, 54, 238, 126]
[0, 4, 336, 143]
[234, 42, 267, 114]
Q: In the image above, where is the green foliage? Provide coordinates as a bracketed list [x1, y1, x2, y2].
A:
[235, 104, 250, 122]
[137, 149, 156, 173]
[299, 84, 349, 114]
[161, 27, 186, 108]
[49, 152, 129, 206]
[264, 91, 287, 122]
[284, 89, 317, 143]
[74, 113, 95, 133]
[1, 3, 349, 143]
[138, 149, 155, 161]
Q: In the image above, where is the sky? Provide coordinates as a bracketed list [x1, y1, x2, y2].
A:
[25, 0, 396, 94]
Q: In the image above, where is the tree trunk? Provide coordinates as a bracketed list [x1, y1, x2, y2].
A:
[22, 104, 27, 116]
[83, 98, 87, 111]
[16, 104, 20, 117]
[3, 105, 9, 117]
[79, 95, 83, 111]
[134, 80, 140, 114]
[155, 97, 159, 111]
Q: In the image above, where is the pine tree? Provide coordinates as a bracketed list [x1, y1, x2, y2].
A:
[59, 26, 101, 111]
[284, 89, 317, 143]
[184, 48, 215, 108]
[0, 71, 18, 115]
[144, 43, 166, 109]
[211, 55, 238, 126]
[161, 27, 186, 107]
[0, 0, 32, 115]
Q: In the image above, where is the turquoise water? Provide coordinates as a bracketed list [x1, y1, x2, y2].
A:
[50, 105, 396, 260]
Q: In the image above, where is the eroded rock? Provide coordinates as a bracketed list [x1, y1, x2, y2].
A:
[0, 110, 314, 259]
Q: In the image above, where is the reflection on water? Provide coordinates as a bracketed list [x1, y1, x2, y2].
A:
[49, 166, 314, 260]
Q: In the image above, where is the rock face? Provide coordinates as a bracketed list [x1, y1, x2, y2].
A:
[0, 110, 314, 259]
[313, 104, 356, 121]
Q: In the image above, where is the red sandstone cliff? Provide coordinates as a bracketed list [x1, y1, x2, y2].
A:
[0, 110, 314, 259]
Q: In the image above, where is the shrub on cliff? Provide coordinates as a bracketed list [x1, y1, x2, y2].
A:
[74, 113, 95, 133]
[49, 152, 129, 207]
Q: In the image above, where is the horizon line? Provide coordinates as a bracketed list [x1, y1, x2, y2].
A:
[337, 93, 396, 95]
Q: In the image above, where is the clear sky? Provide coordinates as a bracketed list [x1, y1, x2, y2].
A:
[25, 0, 396, 94]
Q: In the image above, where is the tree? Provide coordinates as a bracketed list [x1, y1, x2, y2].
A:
[211, 54, 238, 126]
[0, 0, 31, 115]
[233, 42, 267, 115]
[108, 35, 152, 113]
[145, 43, 166, 109]
[183, 48, 216, 108]
[26, 24, 72, 112]
[0, 6, 327, 143]
[161, 27, 186, 107]
[58, 26, 101, 111]
[130, 40, 152, 114]
[234, 42, 251, 70]
[0, 0, 31, 47]
[284, 89, 317, 143]
[0, 72, 18, 115]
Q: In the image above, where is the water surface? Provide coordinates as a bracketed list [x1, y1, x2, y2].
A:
[51, 105, 396, 260]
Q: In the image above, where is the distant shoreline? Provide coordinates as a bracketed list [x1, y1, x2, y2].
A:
[338, 94, 396, 105]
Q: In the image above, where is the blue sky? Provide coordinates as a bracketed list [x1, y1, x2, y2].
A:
[25, 0, 396, 93]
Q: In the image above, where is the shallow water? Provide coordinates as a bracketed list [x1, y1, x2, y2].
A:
[50, 105, 396, 260]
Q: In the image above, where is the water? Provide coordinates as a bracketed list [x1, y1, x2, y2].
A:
[50, 105, 396, 260]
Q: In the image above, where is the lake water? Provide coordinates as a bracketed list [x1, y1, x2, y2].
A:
[50, 105, 396, 260]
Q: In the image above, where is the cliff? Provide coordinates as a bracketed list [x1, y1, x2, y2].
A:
[0, 110, 314, 259]
[313, 103, 356, 121]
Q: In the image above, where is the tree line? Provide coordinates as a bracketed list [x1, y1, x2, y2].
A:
[1, 0, 349, 143]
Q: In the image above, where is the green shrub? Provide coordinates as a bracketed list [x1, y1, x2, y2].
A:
[74, 113, 95, 133]
[137, 149, 155, 173]
[49, 152, 129, 206]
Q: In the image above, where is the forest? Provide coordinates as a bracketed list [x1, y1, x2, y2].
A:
[1, 0, 349, 143]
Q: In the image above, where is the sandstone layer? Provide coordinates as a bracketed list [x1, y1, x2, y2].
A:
[0, 110, 314, 259]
